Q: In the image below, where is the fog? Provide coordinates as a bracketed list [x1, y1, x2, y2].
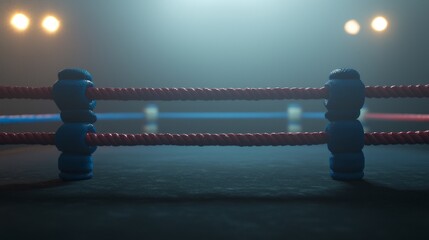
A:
[1, 0, 428, 133]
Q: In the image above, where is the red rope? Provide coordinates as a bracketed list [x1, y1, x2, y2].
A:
[0, 132, 55, 145]
[365, 85, 429, 98]
[0, 86, 327, 100]
[1, 131, 429, 146]
[0, 86, 53, 100]
[1, 85, 429, 100]
[86, 87, 328, 100]
[364, 131, 429, 145]
[365, 113, 429, 122]
[85, 132, 327, 146]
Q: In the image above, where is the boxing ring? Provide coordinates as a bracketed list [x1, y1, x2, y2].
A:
[1, 68, 429, 239]
[1, 68, 428, 182]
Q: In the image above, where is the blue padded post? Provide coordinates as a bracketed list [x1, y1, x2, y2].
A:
[53, 69, 96, 123]
[53, 68, 96, 181]
[325, 69, 365, 181]
[55, 124, 97, 155]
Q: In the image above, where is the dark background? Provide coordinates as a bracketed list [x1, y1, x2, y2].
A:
[1, 0, 428, 134]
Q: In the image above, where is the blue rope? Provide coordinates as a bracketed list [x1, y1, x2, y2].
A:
[0, 114, 61, 124]
[159, 112, 287, 119]
[0, 111, 325, 124]
[97, 112, 145, 120]
[303, 112, 325, 119]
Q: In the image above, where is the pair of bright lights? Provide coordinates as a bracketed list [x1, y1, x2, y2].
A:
[10, 13, 60, 33]
[11, 12, 387, 36]
[344, 16, 389, 35]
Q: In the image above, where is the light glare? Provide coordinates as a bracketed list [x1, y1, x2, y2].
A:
[371, 16, 388, 32]
[10, 13, 30, 31]
[42, 16, 60, 33]
[344, 19, 360, 35]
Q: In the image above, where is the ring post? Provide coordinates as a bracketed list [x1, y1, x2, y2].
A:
[143, 103, 159, 133]
[287, 103, 302, 132]
[53, 69, 97, 181]
[325, 69, 365, 180]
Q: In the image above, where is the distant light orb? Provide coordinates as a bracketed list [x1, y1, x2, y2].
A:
[10, 13, 30, 31]
[371, 16, 388, 32]
[344, 19, 361, 35]
[42, 16, 60, 33]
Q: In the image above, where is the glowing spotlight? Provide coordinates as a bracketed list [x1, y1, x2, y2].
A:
[42, 16, 60, 33]
[344, 19, 360, 35]
[10, 13, 30, 31]
[371, 16, 388, 32]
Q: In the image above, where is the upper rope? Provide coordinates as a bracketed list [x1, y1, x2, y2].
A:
[1, 85, 429, 100]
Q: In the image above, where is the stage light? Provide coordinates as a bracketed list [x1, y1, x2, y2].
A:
[42, 16, 60, 33]
[10, 13, 30, 31]
[371, 16, 388, 32]
[344, 19, 360, 35]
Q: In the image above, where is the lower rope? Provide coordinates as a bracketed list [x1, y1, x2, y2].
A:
[364, 130, 429, 145]
[1, 131, 429, 146]
[0, 132, 55, 145]
[86, 132, 327, 146]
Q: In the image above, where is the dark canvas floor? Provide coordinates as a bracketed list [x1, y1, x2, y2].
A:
[0, 145, 428, 239]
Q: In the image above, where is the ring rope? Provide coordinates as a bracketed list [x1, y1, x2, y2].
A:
[86, 132, 327, 146]
[364, 130, 429, 145]
[3, 112, 429, 124]
[1, 85, 429, 100]
[1, 131, 429, 146]
[0, 86, 53, 100]
[0, 132, 55, 145]
[365, 85, 429, 98]
[86, 87, 327, 100]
